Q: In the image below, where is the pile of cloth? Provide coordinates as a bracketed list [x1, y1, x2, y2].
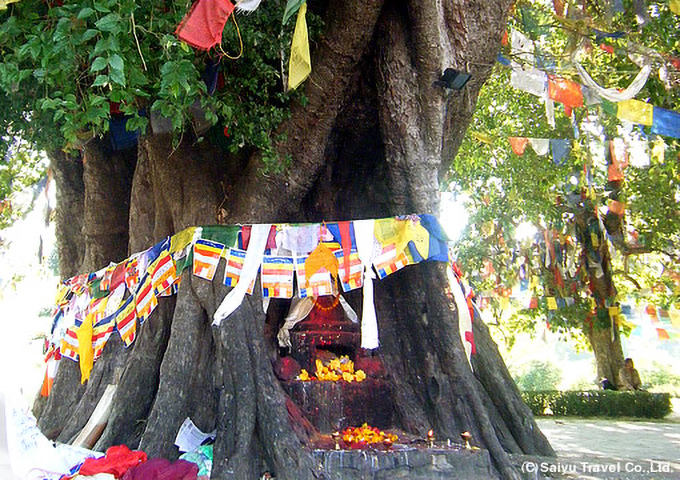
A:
[61, 445, 201, 480]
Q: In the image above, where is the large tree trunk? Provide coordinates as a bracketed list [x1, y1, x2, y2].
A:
[36, 2, 554, 479]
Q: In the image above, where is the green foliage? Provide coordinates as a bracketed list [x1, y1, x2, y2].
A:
[522, 390, 672, 419]
[0, 0, 321, 165]
[0, 141, 47, 228]
[512, 360, 563, 391]
[449, 0, 680, 348]
[639, 361, 680, 396]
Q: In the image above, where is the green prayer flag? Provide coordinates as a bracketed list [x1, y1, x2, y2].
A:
[175, 250, 194, 276]
[200, 225, 240, 248]
[283, 0, 305, 24]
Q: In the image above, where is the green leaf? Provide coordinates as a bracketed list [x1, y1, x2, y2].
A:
[77, 8, 95, 20]
[109, 68, 126, 87]
[82, 29, 98, 42]
[94, 3, 111, 13]
[108, 54, 124, 73]
[90, 57, 108, 72]
[92, 75, 108, 87]
[95, 13, 121, 33]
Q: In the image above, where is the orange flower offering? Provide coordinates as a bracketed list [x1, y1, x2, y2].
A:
[297, 355, 366, 383]
[341, 423, 398, 448]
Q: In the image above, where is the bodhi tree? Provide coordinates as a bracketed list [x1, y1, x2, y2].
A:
[1, 1, 555, 478]
[449, 1, 679, 387]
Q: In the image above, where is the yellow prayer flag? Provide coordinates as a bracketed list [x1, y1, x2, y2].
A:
[76, 318, 94, 383]
[0, 0, 21, 10]
[608, 306, 620, 318]
[374, 217, 430, 260]
[287, 2, 311, 91]
[500, 297, 510, 310]
[470, 131, 494, 144]
[547, 297, 558, 310]
[170, 227, 197, 254]
[670, 0, 680, 15]
[651, 138, 665, 163]
[617, 99, 653, 126]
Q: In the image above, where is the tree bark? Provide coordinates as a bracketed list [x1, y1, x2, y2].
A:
[575, 200, 625, 386]
[48, 149, 85, 279]
[36, 3, 554, 480]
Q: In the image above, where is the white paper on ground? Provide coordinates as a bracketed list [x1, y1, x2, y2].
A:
[4, 391, 101, 480]
[175, 417, 216, 453]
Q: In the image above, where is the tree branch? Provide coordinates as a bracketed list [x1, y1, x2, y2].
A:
[230, 0, 385, 223]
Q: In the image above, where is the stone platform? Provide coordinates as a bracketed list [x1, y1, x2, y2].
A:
[312, 447, 497, 479]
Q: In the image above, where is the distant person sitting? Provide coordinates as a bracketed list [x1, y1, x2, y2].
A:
[618, 358, 643, 391]
[600, 378, 617, 391]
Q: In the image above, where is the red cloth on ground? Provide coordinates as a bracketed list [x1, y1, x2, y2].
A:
[175, 0, 235, 51]
[122, 458, 198, 480]
[79, 445, 147, 478]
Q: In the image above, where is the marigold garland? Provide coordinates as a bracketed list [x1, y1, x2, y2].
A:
[296, 355, 366, 383]
[342, 423, 398, 446]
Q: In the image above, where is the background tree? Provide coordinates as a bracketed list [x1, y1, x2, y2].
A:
[0, 1, 556, 478]
[449, 0, 679, 386]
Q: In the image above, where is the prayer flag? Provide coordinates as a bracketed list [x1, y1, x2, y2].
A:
[115, 296, 137, 347]
[92, 311, 116, 361]
[125, 257, 140, 294]
[287, 2, 311, 91]
[508, 137, 530, 155]
[510, 68, 547, 97]
[608, 199, 625, 215]
[175, 0, 235, 51]
[76, 318, 94, 383]
[471, 131, 494, 144]
[305, 243, 339, 284]
[373, 243, 410, 280]
[295, 254, 334, 298]
[671, 0, 680, 14]
[550, 139, 571, 165]
[528, 138, 550, 156]
[283, 0, 305, 23]
[547, 297, 558, 310]
[651, 107, 680, 138]
[334, 248, 363, 292]
[151, 251, 178, 296]
[223, 248, 255, 293]
[617, 99, 653, 126]
[61, 326, 80, 361]
[548, 75, 583, 109]
[135, 275, 158, 323]
[193, 239, 224, 281]
[170, 227, 197, 255]
[261, 255, 295, 299]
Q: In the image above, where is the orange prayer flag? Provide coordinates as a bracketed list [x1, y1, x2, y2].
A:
[508, 137, 530, 155]
[608, 200, 625, 216]
[548, 75, 583, 109]
[304, 242, 338, 284]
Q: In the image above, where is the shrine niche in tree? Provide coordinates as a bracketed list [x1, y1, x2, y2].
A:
[274, 294, 394, 432]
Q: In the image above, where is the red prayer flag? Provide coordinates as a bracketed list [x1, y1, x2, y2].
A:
[548, 75, 583, 109]
[176, 0, 235, 51]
